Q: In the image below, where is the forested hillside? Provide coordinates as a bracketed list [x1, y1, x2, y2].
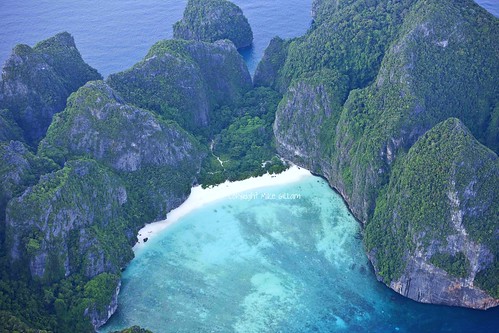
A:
[269, 0, 498, 308]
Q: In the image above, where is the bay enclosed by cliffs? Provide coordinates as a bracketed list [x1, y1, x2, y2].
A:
[102, 172, 499, 333]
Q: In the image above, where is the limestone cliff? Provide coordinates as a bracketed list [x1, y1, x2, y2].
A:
[253, 37, 289, 92]
[273, 69, 348, 174]
[0, 141, 56, 210]
[173, 0, 253, 49]
[0, 109, 23, 142]
[40, 81, 201, 173]
[0, 141, 57, 256]
[40, 80, 205, 220]
[0, 32, 101, 144]
[5, 160, 129, 328]
[107, 39, 251, 134]
[6, 159, 130, 281]
[366, 118, 499, 309]
[2, 80, 205, 329]
[272, 0, 499, 308]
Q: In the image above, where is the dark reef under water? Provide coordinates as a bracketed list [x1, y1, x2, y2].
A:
[102, 176, 499, 333]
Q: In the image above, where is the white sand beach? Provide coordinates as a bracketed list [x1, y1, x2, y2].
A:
[134, 165, 311, 249]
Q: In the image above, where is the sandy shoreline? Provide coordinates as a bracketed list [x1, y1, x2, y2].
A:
[133, 165, 311, 250]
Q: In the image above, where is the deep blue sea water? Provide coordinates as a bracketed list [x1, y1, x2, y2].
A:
[100, 176, 499, 333]
[1, 1, 498, 332]
[0, 0, 312, 76]
[0, 1, 496, 77]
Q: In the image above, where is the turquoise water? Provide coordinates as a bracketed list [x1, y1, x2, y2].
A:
[101, 175, 499, 333]
[1, 1, 498, 332]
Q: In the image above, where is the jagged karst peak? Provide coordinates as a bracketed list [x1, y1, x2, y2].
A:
[0, 31, 102, 145]
[271, 0, 499, 308]
[107, 39, 251, 134]
[365, 118, 499, 309]
[173, 0, 253, 49]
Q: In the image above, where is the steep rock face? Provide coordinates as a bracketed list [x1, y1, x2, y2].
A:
[365, 118, 499, 309]
[6, 159, 131, 282]
[5, 160, 130, 327]
[271, 0, 499, 308]
[331, 0, 499, 221]
[39, 81, 201, 172]
[39, 80, 205, 221]
[4, 79, 207, 330]
[253, 37, 289, 92]
[0, 32, 101, 144]
[173, 0, 253, 49]
[0, 141, 41, 207]
[280, 0, 419, 92]
[0, 140, 56, 213]
[274, 0, 499, 225]
[274, 70, 348, 174]
[84, 278, 121, 330]
[0, 109, 23, 142]
[107, 39, 251, 133]
[0, 141, 56, 249]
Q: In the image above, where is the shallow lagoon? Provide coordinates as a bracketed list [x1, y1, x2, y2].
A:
[102, 175, 499, 333]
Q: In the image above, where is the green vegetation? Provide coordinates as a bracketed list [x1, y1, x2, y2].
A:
[39, 80, 204, 222]
[0, 109, 23, 142]
[273, 0, 499, 222]
[269, 0, 498, 301]
[430, 252, 470, 278]
[0, 265, 121, 332]
[276, 69, 349, 160]
[365, 118, 498, 285]
[121, 163, 197, 222]
[0, 32, 101, 145]
[1, 159, 133, 332]
[1, 0, 499, 330]
[83, 273, 119, 312]
[199, 87, 287, 186]
[475, 261, 499, 298]
[1, 34, 276, 331]
[0, 141, 58, 260]
[281, 0, 419, 90]
[0, 152, 197, 333]
[39, 80, 204, 172]
[0, 311, 51, 333]
[173, 0, 253, 49]
[107, 39, 251, 135]
[6, 159, 135, 281]
[254, 37, 290, 91]
[31, 32, 101, 94]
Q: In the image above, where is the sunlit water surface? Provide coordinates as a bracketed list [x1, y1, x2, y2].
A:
[101, 176, 499, 333]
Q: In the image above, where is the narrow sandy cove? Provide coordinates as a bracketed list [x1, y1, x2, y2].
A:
[134, 165, 311, 250]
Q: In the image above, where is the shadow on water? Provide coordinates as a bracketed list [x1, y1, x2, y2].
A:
[238, 45, 256, 75]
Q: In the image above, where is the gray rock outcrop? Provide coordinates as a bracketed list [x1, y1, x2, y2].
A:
[0, 32, 101, 144]
[173, 0, 253, 49]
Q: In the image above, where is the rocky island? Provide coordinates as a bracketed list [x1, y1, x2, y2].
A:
[173, 0, 253, 49]
[0, 0, 497, 331]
